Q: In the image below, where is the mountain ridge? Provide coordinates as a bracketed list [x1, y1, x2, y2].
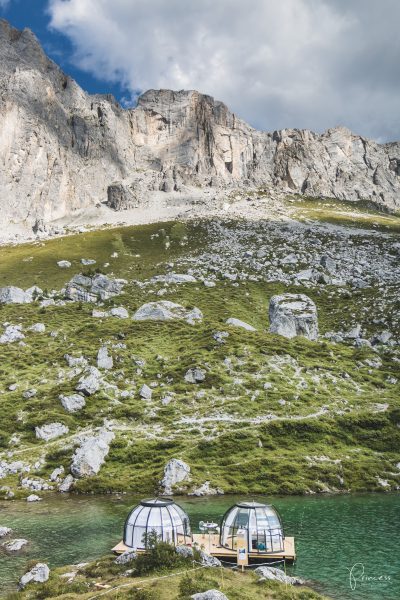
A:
[0, 18, 399, 237]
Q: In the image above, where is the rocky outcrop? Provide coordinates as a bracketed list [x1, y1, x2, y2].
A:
[35, 423, 69, 441]
[0, 19, 399, 237]
[161, 458, 191, 494]
[65, 274, 125, 303]
[269, 294, 318, 340]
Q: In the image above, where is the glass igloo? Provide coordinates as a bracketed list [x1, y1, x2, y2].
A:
[123, 498, 192, 549]
[219, 501, 284, 553]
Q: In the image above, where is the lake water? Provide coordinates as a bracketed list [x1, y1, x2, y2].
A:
[0, 492, 399, 599]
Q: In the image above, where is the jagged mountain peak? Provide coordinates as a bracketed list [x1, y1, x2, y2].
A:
[0, 18, 398, 237]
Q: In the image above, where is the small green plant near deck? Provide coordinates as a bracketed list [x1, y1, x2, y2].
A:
[134, 532, 191, 575]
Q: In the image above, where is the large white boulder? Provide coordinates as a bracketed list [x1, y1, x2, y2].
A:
[35, 423, 69, 441]
[0, 286, 31, 304]
[70, 430, 114, 478]
[269, 294, 318, 340]
[161, 458, 191, 494]
[19, 563, 50, 589]
[133, 301, 202, 325]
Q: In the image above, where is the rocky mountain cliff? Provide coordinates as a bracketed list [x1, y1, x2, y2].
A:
[0, 19, 399, 233]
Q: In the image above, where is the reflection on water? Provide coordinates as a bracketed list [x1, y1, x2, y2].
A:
[0, 493, 399, 599]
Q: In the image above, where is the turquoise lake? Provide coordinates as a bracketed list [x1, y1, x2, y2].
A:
[0, 492, 399, 599]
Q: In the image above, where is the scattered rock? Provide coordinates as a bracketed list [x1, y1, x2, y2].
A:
[58, 474, 75, 492]
[76, 367, 102, 396]
[35, 423, 69, 441]
[189, 481, 224, 496]
[151, 273, 197, 284]
[133, 301, 202, 325]
[19, 563, 50, 589]
[50, 467, 64, 481]
[29, 323, 46, 333]
[115, 550, 137, 564]
[161, 458, 191, 494]
[26, 494, 42, 502]
[226, 318, 256, 331]
[199, 552, 222, 568]
[2, 538, 28, 552]
[269, 294, 318, 340]
[57, 260, 71, 268]
[140, 384, 152, 400]
[65, 274, 125, 302]
[60, 393, 86, 413]
[0, 286, 32, 304]
[191, 591, 228, 600]
[0, 527, 12, 538]
[184, 368, 206, 384]
[81, 258, 96, 265]
[176, 545, 194, 558]
[110, 307, 129, 319]
[255, 566, 304, 585]
[0, 324, 25, 344]
[97, 346, 113, 370]
[70, 430, 115, 478]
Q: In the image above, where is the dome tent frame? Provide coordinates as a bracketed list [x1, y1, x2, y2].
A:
[123, 497, 192, 550]
[219, 500, 285, 554]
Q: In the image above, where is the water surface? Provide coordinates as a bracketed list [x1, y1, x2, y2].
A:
[0, 492, 399, 599]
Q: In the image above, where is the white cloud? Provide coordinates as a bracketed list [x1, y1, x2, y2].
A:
[48, 0, 400, 141]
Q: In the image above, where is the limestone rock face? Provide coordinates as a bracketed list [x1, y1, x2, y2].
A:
[269, 294, 318, 340]
[70, 430, 114, 478]
[0, 19, 399, 237]
[161, 458, 191, 494]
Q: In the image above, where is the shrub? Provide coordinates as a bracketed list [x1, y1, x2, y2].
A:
[133, 531, 190, 575]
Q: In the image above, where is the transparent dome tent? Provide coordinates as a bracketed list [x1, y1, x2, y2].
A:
[123, 498, 192, 549]
[219, 501, 284, 553]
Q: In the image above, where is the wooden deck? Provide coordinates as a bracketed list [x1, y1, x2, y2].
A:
[112, 535, 295, 563]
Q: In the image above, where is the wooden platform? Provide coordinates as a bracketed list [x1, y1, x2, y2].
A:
[112, 535, 295, 563]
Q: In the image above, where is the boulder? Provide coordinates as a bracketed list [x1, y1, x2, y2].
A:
[26, 494, 42, 502]
[97, 346, 113, 370]
[58, 474, 74, 492]
[110, 307, 129, 319]
[225, 318, 256, 331]
[81, 258, 96, 265]
[184, 368, 206, 384]
[254, 566, 304, 585]
[269, 294, 318, 340]
[35, 423, 69, 441]
[161, 458, 191, 494]
[65, 273, 125, 302]
[19, 563, 50, 589]
[176, 545, 194, 558]
[50, 467, 64, 481]
[2, 538, 28, 552]
[106, 182, 137, 210]
[191, 591, 227, 600]
[60, 393, 86, 413]
[70, 430, 115, 478]
[133, 301, 202, 325]
[76, 367, 102, 395]
[199, 552, 222, 568]
[0, 526, 12, 538]
[0, 286, 31, 304]
[115, 549, 137, 564]
[189, 481, 224, 496]
[57, 260, 71, 268]
[29, 323, 46, 333]
[151, 273, 197, 284]
[0, 324, 25, 344]
[140, 384, 152, 400]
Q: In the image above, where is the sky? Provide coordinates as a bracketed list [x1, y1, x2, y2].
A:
[0, 0, 399, 141]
